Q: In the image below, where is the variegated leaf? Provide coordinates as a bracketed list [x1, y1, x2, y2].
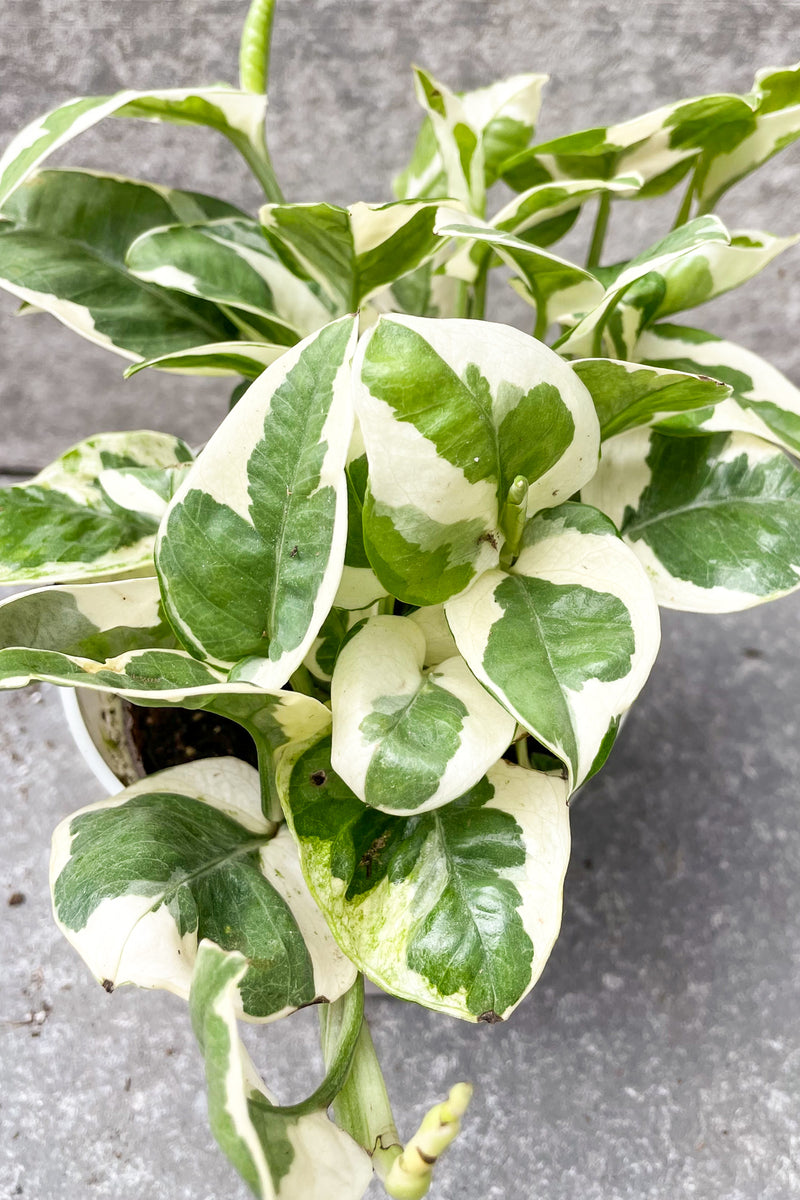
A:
[635, 323, 800, 454]
[330, 616, 515, 815]
[435, 216, 606, 330]
[125, 341, 288, 379]
[501, 92, 757, 199]
[445, 504, 661, 789]
[157, 317, 357, 680]
[582, 428, 800, 612]
[279, 730, 571, 1022]
[607, 229, 799, 358]
[365, 256, 462, 322]
[353, 314, 600, 606]
[190, 944, 372, 1200]
[258, 200, 453, 311]
[571, 358, 731, 440]
[0, 432, 193, 583]
[0, 86, 269, 208]
[446, 175, 642, 287]
[126, 217, 334, 343]
[395, 71, 548, 202]
[410, 69, 486, 214]
[697, 62, 800, 210]
[51, 759, 357, 1020]
[0, 170, 240, 359]
[555, 216, 730, 357]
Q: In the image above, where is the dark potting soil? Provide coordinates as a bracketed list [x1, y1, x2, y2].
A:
[124, 701, 259, 776]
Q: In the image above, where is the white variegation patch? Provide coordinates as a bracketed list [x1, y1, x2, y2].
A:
[333, 566, 388, 610]
[331, 616, 515, 814]
[408, 603, 459, 666]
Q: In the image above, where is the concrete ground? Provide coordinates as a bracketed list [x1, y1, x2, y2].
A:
[2, 2, 800, 1198]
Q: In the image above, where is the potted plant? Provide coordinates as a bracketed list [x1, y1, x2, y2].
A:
[2, 1, 800, 1194]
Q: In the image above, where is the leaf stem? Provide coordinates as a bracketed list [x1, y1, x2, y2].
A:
[468, 258, 489, 320]
[671, 167, 696, 230]
[586, 192, 610, 270]
[320, 991, 403, 1181]
[230, 129, 284, 205]
[251, 976, 365, 1117]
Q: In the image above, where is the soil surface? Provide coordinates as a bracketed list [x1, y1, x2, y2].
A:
[124, 702, 259, 776]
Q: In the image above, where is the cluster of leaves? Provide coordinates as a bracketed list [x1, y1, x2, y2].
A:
[2, 3, 800, 1194]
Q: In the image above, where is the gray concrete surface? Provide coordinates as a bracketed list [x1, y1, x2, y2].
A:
[2, 2, 800, 1198]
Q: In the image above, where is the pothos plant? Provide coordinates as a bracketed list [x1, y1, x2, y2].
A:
[2, 0, 800, 1195]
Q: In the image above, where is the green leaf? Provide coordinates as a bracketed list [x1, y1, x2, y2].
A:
[0, 431, 193, 583]
[126, 217, 334, 343]
[555, 216, 730, 357]
[51, 758, 357, 1019]
[157, 317, 357, 679]
[279, 731, 570, 1022]
[582, 428, 800, 611]
[330, 615, 515, 814]
[0, 170, 240, 360]
[445, 504, 661, 788]
[571, 358, 731, 440]
[0, 86, 270, 209]
[259, 200, 453, 311]
[353, 314, 599, 606]
[634, 323, 800, 454]
[190, 943, 372, 1200]
[395, 71, 547, 202]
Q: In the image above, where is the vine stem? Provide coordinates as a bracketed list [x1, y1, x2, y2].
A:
[236, 0, 285, 203]
[585, 192, 610, 270]
[671, 166, 697, 229]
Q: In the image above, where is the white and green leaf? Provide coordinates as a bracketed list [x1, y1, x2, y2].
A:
[190, 944, 372, 1200]
[126, 216, 334, 342]
[555, 216, 730, 357]
[330, 615, 515, 815]
[259, 200, 453, 311]
[353, 314, 600, 606]
[50, 758, 357, 1020]
[445, 503, 661, 789]
[697, 62, 800, 210]
[0, 86, 269, 208]
[396, 70, 548, 202]
[280, 730, 571, 1023]
[0, 170, 241, 359]
[0, 432, 193, 583]
[582, 427, 800, 612]
[125, 341, 288, 379]
[501, 92, 757, 199]
[571, 358, 731, 440]
[157, 317, 357, 679]
[607, 228, 799, 357]
[635, 322, 800, 454]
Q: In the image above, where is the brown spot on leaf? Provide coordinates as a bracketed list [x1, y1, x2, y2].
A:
[101, 979, 115, 994]
[478, 1010, 502, 1024]
[290, 545, 299, 558]
[359, 832, 391, 879]
[478, 531, 498, 550]
[310, 769, 327, 787]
